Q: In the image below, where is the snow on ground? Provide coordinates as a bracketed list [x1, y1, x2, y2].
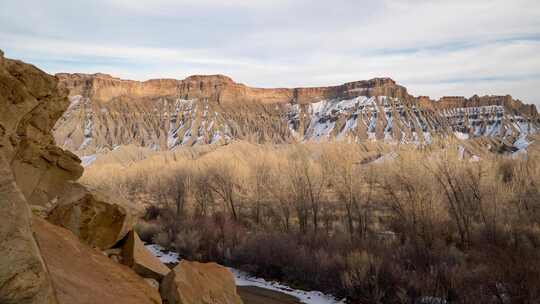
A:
[513, 136, 530, 150]
[512, 136, 532, 159]
[145, 243, 344, 304]
[423, 132, 432, 145]
[80, 154, 97, 167]
[458, 145, 465, 159]
[231, 268, 345, 304]
[454, 132, 469, 140]
[144, 244, 180, 264]
[469, 155, 481, 162]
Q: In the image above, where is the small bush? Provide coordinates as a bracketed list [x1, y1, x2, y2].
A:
[134, 221, 161, 242]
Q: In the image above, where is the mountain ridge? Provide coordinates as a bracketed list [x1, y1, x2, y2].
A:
[56, 72, 537, 114]
[53, 72, 539, 155]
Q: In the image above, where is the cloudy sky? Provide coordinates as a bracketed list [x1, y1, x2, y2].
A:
[1, 0, 539, 105]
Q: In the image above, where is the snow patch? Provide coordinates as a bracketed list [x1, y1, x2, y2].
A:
[145, 244, 344, 304]
[454, 132, 469, 140]
[80, 154, 97, 167]
[513, 136, 530, 150]
[231, 268, 345, 304]
[144, 244, 180, 264]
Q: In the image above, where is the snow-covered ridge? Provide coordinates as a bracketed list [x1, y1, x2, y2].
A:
[286, 96, 437, 145]
[444, 105, 538, 141]
[55, 94, 538, 154]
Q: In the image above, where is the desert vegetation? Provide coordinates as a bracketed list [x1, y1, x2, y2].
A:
[82, 141, 540, 304]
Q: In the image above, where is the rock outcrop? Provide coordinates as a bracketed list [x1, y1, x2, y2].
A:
[32, 216, 161, 304]
[47, 182, 133, 250]
[56, 73, 408, 105]
[0, 54, 83, 207]
[0, 52, 145, 304]
[53, 73, 538, 154]
[121, 230, 170, 281]
[0, 49, 83, 304]
[0, 155, 57, 304]
[160, 260, 243, 304]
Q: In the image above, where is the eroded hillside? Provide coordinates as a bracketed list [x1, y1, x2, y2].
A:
[53, 73, 539, 157]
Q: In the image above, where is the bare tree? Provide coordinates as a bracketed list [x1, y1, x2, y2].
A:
[206, 162, 241, 221]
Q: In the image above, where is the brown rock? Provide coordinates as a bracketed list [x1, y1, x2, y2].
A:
[0, 54, 83, 207]
[32, 216, 161, 304]
[144, 278, 160, 290]
[0, 50, 83, 304]
[47, 182, 133, 250]
[0, 155, 58, 304]
[56, 73, 408, 105]
[121, 230, 170, 281]
[160, 260, 243, 304]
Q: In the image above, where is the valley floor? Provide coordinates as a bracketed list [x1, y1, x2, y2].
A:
[145, 243, 344, 304]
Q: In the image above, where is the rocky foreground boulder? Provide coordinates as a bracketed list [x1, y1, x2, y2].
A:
[47, 182, 133, 250]
[0, 154, 57, 304]
[121, 230, 170, 281]
[0, 51, 244, 304]
[160, 260, 243, 304]
[0, 49, 74, 304]
[33, 216, 161, 304]
[0, 51, 83, 207]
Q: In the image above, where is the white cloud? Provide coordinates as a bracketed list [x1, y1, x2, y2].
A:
[0, 0, 539, 106]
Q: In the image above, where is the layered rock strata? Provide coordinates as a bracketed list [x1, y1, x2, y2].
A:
[53, 73, 539, 155]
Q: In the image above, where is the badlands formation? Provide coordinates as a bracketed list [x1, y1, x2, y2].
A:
[0, 50, 538, 304]
[53, 73, 538, 156]
[0, 51, 242, 304]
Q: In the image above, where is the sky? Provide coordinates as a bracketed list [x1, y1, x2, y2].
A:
[1, 0, 540, 105]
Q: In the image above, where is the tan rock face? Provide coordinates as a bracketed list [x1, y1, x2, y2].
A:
[32, 216, 161, 304]
[56, 73, 408, 105]
[160, 260, 243, 304]
[0, 50, 85, 304]
[121, 230, 170, 281]
[47, 182, 133, 250]
[0, 55, 83, 207]
[0, 155, 57, 304]
[436, 95, 538, 116]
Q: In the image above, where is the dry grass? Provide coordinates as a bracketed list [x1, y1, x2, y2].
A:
[82, 140, 540, 303]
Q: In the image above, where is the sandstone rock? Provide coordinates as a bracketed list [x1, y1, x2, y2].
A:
[0, 50, 84, 304]
[32, 216, 161, 304]
[110, 255, 123, 264]
[47, 182, 133, 250]
[0, 54, 83, 207]
[121, 230, 170, 281]
[104, 248, 122, 256]
[160, 260, 243, 304]
[0, 155, 58, 304]
[144, 278, 160, 290]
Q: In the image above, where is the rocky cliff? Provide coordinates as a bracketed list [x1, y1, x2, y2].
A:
[56, 73, 409, 105]
[53, 73, 538, 155]
[0, 50, 84, 304]
[0, 52, 244, 304]
[0, 52, 157, 304]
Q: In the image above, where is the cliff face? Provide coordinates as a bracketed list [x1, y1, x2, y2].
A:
[0, 52, 165, 304]
[56, 73, 410, 105]
[53, 73, 538, 155]
[436, 95, 538, 117]
[0, 50, 85, 304]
